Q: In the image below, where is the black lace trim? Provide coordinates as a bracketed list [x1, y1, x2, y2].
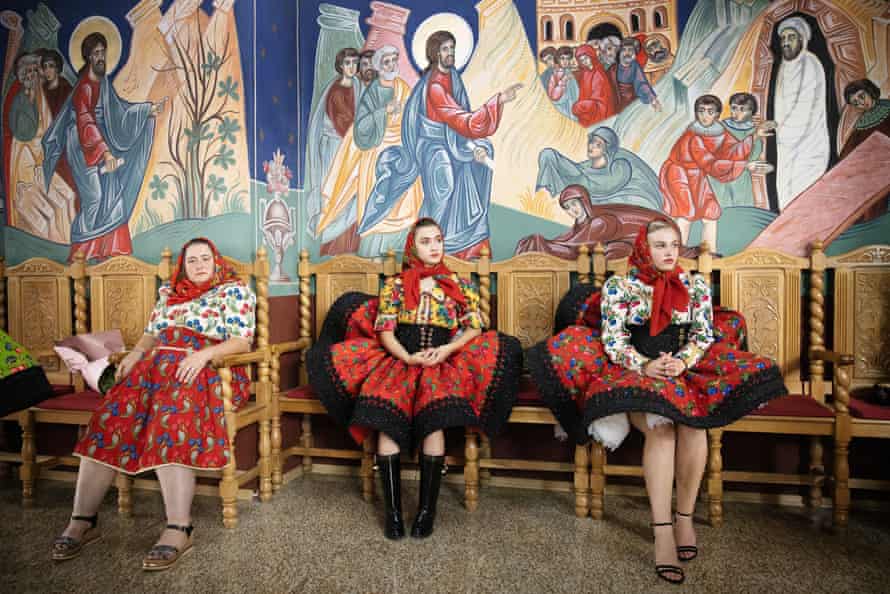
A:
[478, 332, 523, 436]
[305, 337, 359, 429]
[526, 343, 789, 443]
[317, 291, 376, 344]
[554, 284, 600, 334]
[525, 340, 588, 444]
[351, 396, 412, 452]
[579, 366, 789, 430]
[413, 396, 480, 448]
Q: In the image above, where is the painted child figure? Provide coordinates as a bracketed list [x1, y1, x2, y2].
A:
[659, 94, 775, 253]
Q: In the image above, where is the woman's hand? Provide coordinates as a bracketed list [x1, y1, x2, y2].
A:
[643, 352, 684, 380]
[114, 350, 144, 382]
[418, 345, 453, 367]
[175, 349, 213, 384]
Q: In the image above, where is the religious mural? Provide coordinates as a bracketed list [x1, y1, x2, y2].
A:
[298, 0, 890, 261]
[0, 0, 251, 262]
[1, 0, 888, 279]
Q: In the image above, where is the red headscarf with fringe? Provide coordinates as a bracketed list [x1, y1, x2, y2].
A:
[628, 223, 689, 336]
[401, 219, 466, 311]
[167, 238, 239, 305]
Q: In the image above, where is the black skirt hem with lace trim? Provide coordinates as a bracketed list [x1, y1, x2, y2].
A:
[525, 340, 588, 444]
[526, 341, 788, 444]
[554, 284, 599, 335]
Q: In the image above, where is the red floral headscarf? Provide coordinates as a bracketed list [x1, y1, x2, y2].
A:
[167, 238, 239, 305]
[628, 223, 689, 336]
[400, 219, 466, 311]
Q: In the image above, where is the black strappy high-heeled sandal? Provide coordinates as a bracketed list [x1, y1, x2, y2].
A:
[52, 514, 102, 561]
[651, 521, 685, 585]
[675, 511, 699, 561]
[142, 524, 194, 571]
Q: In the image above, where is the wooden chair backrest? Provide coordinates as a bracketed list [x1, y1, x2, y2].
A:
[81, 255, 160, 349]
[4, 257, 74, 384]
[710, 247, 813, 397]
[490, 248, 590, 350]
[299, 250, 492, 343]
[825, 244, 890, 390]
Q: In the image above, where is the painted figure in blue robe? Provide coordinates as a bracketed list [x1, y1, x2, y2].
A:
[42, 32, 161, 261]
[304, 48, 362, 255]
[536, 126, 663, 211]
[710, 92, 763, 208]
[539, 47, 556, 90]
[359, 30, 521, 259]
[614, 37, 661, 113]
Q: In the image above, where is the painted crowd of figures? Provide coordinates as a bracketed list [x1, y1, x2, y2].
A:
[305, 16, 890, 262]
[3, 33, 159, 261]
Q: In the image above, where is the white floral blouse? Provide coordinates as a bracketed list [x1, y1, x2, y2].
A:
[144, 280, 257, 342]
[600, 273, 714, 372]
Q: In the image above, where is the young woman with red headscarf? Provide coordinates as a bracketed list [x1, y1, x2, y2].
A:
[51, 238, 256, 571]
[527, 220, 786, 584]
[307, 218, 522, 540]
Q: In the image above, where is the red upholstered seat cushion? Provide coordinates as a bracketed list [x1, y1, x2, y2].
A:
[281, 385, 317, 400]
[51, 384, 75, 396]
[749, 394, 834, 418]
[36, 390, 104, 412]
[848, 397, 890, 421]
[517, 375, 544, 406]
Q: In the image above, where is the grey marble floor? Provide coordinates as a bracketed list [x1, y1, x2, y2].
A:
[0, 473, 886, 593]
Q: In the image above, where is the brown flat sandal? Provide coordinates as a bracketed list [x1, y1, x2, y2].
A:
[52, 515, 102, 561]
[142, 524, 194, 571]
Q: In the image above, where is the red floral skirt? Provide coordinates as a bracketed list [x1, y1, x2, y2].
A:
[527, 284, 787, 443]
[73, 327, 250, 473]
[306, 293, 522, 451]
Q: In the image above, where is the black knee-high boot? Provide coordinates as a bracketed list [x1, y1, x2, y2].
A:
[376, 453, 405, 540]
[411, 454, 445, 538]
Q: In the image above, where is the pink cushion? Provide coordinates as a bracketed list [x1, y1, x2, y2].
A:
[750, 395, 835, 418]
[36, 390, 103, 412]
[56, 330, 124, 361]
[848, 397, 890, 421]
[51, 384, 75, 396]
[282, 385, 317, 400]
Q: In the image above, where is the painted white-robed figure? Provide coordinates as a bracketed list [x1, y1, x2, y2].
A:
[773, 16, 829, 211]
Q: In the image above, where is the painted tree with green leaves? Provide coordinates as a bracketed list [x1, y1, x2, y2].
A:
[152, 12, 243, 218]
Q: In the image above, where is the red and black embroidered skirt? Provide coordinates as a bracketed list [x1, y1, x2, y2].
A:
[74, 327, 250, 473]
[307, 293, 522, 451]
[527, 284, 787, 443]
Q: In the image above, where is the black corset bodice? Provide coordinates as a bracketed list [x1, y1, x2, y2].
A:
[395, 324, 452, 354]
[629, 323, 691, 359]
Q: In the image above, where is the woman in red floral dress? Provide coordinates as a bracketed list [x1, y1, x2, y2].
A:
[51, 238, 256, 571]
[527, 220, 786, 584]
[307, 218, 522, 540]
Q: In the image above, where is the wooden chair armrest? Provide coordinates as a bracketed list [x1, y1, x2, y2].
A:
[810, 348, 855, 367]
[211, 348, 269, 369]
[108, 351, 130, 365]
[270, 338, 311, 357]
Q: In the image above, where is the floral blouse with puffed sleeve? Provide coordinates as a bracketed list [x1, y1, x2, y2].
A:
[144, 280, 257, 342]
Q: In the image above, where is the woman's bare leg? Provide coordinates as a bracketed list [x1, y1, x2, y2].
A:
[421, 430, 445, 456]
[674, 425, 707, 553]
[61, 458, 116, 539]
[154, 465, 197, 550]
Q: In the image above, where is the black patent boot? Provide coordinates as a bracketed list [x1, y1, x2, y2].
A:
[376, 453, 405, 540]
[411, 454, 445, 538]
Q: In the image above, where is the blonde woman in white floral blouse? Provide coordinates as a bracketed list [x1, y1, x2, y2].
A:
[528, 220, 786, 584]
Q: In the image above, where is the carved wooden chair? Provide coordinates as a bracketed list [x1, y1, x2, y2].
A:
[271, 250, 491, 508]
[270, 250, 396, 501]
[705, 243, 851, 527]
[584, 245, 703, 520]
[465, 248, 593, 518]
[3, 256, 103, 503]
[143, 248, 273, 527]
[821, 244, 890, 521]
